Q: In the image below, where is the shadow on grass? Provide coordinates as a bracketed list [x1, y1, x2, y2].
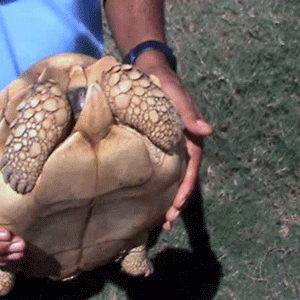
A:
[4, 186, 222, 300]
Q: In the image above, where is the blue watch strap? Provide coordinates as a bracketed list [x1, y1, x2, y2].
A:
[123, 40, 177, 71]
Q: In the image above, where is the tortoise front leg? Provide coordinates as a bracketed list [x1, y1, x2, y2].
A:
[0, 81, 71, 194]
[101, 64, 184, 153]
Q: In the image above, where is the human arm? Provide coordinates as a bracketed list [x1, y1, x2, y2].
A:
[105, 0, 213, 231]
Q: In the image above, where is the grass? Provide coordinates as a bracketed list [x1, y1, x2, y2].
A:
[6, 0, 300, 299]
[164, 0, 300, 299]
[96, 0, 300, 298]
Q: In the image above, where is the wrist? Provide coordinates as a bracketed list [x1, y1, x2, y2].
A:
[133, 50, 172, 74]
[122, 40, 177, 73]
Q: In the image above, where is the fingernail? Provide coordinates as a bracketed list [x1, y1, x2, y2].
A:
[7, 252, 24, 261]
[0, 231, 10, 240]
[163, 222, 171, 232]
[197, 119, 210, 127]
[197, 120, 213, 134]
[9, 242, 24, 252]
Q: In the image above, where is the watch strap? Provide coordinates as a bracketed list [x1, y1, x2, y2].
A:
[123, 40, 177, 71]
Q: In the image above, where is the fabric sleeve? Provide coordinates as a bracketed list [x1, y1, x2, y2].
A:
[0, 0, 103, 90]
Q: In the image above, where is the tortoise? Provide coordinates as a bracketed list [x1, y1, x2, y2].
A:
[0, 53, 186, 295]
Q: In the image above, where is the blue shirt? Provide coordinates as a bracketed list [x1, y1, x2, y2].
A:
[0, 0, 104, 89]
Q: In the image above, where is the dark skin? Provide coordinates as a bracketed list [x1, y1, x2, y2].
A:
[0, 0, 212, 264]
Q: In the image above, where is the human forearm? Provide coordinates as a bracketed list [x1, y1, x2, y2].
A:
[104, 0, 167, 66]
[105, 0, 213, 232]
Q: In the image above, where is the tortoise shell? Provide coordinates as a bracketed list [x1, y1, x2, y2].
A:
[0, 53, 186, 295]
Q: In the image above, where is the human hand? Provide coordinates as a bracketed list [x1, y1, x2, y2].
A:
[0, 227, 25, 265]
[135, 51, 213, 231]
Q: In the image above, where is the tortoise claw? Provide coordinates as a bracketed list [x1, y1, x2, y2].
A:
[1, 150, 40, 194]
[9, 177, 29, 194]
[0, 156, 8, 170]
[1, 165, 12, 184]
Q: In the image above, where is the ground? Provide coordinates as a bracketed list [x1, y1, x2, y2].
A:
[95, 0, 300, 298]
[165, 0, 300, 299]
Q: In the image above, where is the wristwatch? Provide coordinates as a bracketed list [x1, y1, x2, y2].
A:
[123, 40, 177, 71]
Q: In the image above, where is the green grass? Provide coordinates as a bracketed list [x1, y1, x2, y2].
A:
[88, 0, 300, 299]
[96, 0, 300, 299]
[165, 0, 300, 299]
